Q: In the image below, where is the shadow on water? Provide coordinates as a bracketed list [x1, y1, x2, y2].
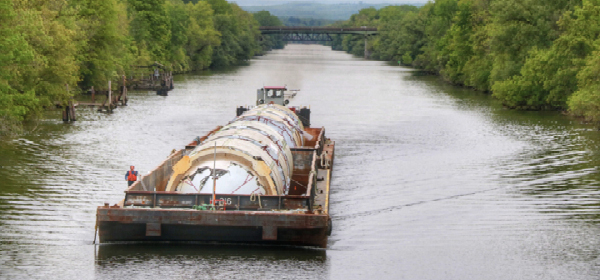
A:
[96, 243, 326, 261]
[95, 244, 328, 279]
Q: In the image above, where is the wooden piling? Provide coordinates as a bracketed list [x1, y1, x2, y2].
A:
[63, 84, 69, 122]
[61, 84, 76, 122]
[170, 72, 174, 89]
[69, 100, 76, 121]
[58, 76, 139, 121]
[122, 75, 128, 105]
[62, 107, 69, 122]
[99, 96, 107, 112]
[108, 80, 112, 112]
[62, 103, 76, 122]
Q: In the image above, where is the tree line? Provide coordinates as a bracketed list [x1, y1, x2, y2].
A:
[0, 0, 282, 133]
[330, 0, 600, 122]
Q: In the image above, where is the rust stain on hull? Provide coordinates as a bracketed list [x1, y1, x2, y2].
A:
[97, 207, 330, 248]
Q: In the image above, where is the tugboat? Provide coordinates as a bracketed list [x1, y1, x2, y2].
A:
[96, 86, 335, 248]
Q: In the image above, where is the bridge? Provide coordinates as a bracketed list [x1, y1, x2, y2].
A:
[259, 26, 378, 58]
[259, 26, 378, 41]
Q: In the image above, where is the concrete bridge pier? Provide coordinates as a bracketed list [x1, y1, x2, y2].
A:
[364, 36, 368, 59]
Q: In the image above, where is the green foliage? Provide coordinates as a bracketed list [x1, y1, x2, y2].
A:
[414, 0, 460, 72]
[487, 0, 578, 85]
[459, 1, 493, 91]
[253, 11, 285, 52]
[76, 0, 133, 89]
[165, 1, 190, 72]
[207, 0, 260, 68]
[174, 0, 220, 71]
[568, 49, 600, 121]
[253, 10, 282, 26]
[128, 0, 171, 64]
[370, 5, 422, 62]
[493, 0, 600, 109]
[566, 1, 600, 120]
[232, 4, 261, 62]
[439, 0, 476, 84]
[11, 0, 81, 113]
[0, 0, 36, 129]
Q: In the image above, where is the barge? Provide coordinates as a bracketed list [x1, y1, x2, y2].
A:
[96, 86, 335, 248]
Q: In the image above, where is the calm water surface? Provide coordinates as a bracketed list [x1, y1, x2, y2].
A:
[1, 45, 599, 279]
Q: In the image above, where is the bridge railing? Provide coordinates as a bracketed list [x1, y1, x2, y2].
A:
[259, 26, 377, 32]
[259, 26, 378, 35]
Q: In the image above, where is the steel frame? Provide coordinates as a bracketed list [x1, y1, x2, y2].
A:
[281, 33, 334, 42]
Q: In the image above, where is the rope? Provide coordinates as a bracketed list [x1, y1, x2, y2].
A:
[141, 177, 148, 191]
[309, 170, 318, 192]
[290, 178, 307, 188]
[250, 192, 262, 209]
[93, 221, 98, 245]
[185, 179, 198, 192]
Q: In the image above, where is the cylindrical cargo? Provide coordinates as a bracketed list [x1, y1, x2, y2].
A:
[169, 104, 304, 195]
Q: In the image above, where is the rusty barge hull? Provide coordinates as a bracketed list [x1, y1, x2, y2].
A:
[98, 188, 333, 247]
[97, 208, 330, 247]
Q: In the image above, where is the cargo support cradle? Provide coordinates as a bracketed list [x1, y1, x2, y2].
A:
[96, 128, 334, 248]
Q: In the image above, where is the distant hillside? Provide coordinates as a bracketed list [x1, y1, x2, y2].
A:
[279, 17, 337, 27]
[240, 2, 422, 21]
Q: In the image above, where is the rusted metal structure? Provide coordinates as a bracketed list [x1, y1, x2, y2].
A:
[96, 90, 335, 247]
[129, 62, 174, 92]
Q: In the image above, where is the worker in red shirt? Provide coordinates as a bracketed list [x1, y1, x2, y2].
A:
[125, 166, 138, 186]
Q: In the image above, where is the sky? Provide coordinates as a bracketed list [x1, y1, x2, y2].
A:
[233, 0, 430, 6]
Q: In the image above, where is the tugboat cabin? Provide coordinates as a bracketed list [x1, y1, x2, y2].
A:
[257, 86, 290, 106]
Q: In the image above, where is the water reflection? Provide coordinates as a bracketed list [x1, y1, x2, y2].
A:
[95, 244, 328, 279]
[403, 74, 600, 224]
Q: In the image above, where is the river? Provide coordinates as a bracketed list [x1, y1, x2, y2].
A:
[1, 44, 599, 279]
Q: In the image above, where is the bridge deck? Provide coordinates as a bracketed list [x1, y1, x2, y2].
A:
[259, 26, 378, 35]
